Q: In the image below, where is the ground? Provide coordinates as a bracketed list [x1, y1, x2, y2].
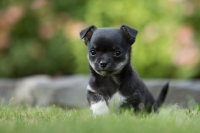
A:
[0, 105, 199, 133]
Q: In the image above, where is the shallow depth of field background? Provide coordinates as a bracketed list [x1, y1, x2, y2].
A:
[0, 0, 200, 79]
[0, 1, 200, 133]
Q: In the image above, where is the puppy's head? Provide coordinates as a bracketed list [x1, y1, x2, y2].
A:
[80, 25, 138, 76]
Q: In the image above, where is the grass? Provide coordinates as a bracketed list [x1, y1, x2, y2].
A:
[0, 104, 200, 133]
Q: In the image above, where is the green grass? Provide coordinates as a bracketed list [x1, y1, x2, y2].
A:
[0, 105, 200, 133]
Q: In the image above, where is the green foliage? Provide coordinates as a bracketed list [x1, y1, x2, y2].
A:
[4, 32, 76, 77]
[0, 7, 76, 77]
[70, 40, 89, 74]
[11, 10, 39, 40]
[184, 3, 200, 43]
[0, 0, 199, 78]
[183, 0, 200, 78]
[73, 0, 200, 78]
[0, 4, 75, 77]
[0, 0, 13, 8]
[52, 0, 87, 19]
[0, 105, 200, 133]
[74, 0, 184, 78]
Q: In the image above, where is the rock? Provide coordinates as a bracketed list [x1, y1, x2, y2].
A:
[144, 79, 200, 108]
[13, 75, 51, 105]
[13, 75, 88, 108]
[0, 79, 16, 104]
[31, 75, 88, 108]
[1, 75, 200, 108]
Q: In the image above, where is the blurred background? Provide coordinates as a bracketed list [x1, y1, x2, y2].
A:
[0, 0, 200, 79]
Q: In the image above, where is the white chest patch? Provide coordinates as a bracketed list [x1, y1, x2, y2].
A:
[108, 91, 126, 112]
[90, 100, 109, 116]
[87, 85, 126, 115]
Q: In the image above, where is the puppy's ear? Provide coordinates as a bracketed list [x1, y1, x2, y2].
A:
[120, 25, 138, 44]
[80, 25, 97, 44]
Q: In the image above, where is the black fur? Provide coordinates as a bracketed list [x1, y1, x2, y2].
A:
[80, 25, 169, 113]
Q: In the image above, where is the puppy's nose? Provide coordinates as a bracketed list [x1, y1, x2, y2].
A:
[100, 61, 107, 68]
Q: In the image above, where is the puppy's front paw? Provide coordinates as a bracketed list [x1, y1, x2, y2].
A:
[90, 101, 109, 116]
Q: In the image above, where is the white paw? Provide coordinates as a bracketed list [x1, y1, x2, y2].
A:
[90, 101, 109, 116]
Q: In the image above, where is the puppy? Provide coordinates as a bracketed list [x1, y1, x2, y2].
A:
[80, 25, 169, 115]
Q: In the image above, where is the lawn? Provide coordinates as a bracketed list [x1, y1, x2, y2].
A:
[0, 105, 199, 133]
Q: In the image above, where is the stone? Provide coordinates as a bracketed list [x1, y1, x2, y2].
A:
[0, 79, 16, 104]
[31, 75, 88, 108]
[1, 75, 200, 108]
[13, 75, 51, 105]
[144, 79, 200, 108]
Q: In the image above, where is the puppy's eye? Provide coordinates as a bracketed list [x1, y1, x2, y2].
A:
[90, 49, 96, 56]
[114, 51, 121, 57]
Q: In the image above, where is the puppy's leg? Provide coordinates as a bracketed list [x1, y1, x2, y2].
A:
[87, 86, 109, 115]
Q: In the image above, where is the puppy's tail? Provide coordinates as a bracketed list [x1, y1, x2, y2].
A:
[156, 82, 169, 108]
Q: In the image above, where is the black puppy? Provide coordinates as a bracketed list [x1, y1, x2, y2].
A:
[80, 25, 169, 115]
